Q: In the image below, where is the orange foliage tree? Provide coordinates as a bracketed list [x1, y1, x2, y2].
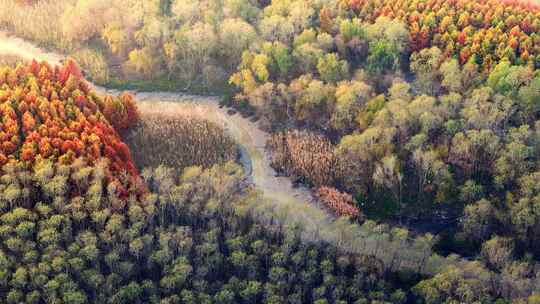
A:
[0, 59, 142, 198]
[342, 0, 540, 70]
[100, 92, 140, 132]
[315, 186, 364, 219]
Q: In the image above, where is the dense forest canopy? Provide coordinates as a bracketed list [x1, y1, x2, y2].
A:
[1, 0, 540, 303]
[0, 61, 406, 304]
[0, 60, 140, 194]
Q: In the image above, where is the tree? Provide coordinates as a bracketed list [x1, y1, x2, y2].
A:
[449, 129, 501, 178]
[388, 80, 412, 102]
[240, 280, 261, 303]
[214, 288, 235, 304]
[517, 76, 540, 122]
[294, 78, 335, 128]
[509, 171, 540, 251]
[494, 128, 534, 188]
[61, 0, 122, 45]
[126, 47, 161, 79]
[364, 17, 409, 74]
[481, 236, 514, 270]
[336, 127, 393, 195]
[160, 257, 192, 291]
[413, 263, 495, 304]
[171, 0, 200, 23]
[487, 61, 533, 95]
[440, 59, 463, 93]
[317, 53, 349, 83]
[410, 47, 443, 94]
[373, 155, 403, 210]
[264, 42, 294, 79]
[102, 22, 133, 57]
[331, 80, 372, 132]
[219, 18, 257, 69]
[293, 43, 324, 74]
[364, 17, 409, 54]
[224, 0, 260, 21]
[339, 18, 365, 42]
[260, 15, 295, 43]
[252, 54, 271, 82]
[173, 22, 218, 84]
[412, 148, 452, 205]
[462, 199, 498, 242]
[366, 41, 399, 74]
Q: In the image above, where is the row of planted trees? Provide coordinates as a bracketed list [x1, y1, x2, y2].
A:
[0, 60, 141, 197]
[0, 153, 414, 303]
[3, 152, 536, 303]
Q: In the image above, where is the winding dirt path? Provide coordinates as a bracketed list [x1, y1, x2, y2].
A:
[0, 31, 63, 65]
[0, 30, 333, 237]
[0, 30, 455, 275]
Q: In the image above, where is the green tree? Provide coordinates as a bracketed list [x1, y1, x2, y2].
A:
[317, 53, 349, 83]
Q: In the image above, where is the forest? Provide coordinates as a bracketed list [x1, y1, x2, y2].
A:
[0, 0, 540, 303]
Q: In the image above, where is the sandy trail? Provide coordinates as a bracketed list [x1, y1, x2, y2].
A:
[132, 94, 317, 210]
[0, 30, 330, 236]
[0, 31, 63, 65]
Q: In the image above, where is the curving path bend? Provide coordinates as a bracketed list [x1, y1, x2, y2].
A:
[0, 30, 339, 241]
[2, 30, 480, 278]
[0, 31, 455, 275]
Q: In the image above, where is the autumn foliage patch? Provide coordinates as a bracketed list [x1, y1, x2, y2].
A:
[267, 130, 343, 187]
[342, 0, 540, 68]
[315, 186, 363, 219]
[0, 59, 141, 197]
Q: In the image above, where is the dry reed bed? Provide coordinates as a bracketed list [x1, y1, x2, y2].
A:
[125, 109, 237, 170]
[0, 0, 68, 49]
[267, 130, 343, 187]
[266, 130, 366, 219]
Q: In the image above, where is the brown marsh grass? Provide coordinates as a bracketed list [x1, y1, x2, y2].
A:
[0, 0, 68, 49]
[125, 109, 237, 170]
[267, 130, 343, 187]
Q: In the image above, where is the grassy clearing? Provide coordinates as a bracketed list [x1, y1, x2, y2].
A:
[107, 76, 233, 96]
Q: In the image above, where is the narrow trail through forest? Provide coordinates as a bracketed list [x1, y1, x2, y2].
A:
[0, 30, 336, 240]
[1, 30, 458, 276]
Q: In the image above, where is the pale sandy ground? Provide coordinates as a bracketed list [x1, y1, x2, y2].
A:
[0, 31, 63, 65]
